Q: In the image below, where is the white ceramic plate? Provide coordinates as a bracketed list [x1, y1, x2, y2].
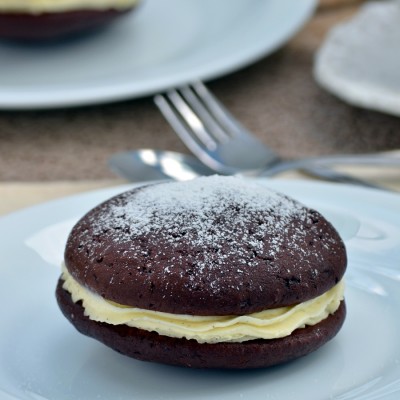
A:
[315, 0, 400, 117]
[1, 179, 400, 400]
[0, 0, 316, 110]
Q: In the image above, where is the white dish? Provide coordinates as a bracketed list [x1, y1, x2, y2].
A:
[1, 179, 400, 399]
[315, 0, 400, 117]
[0, 0, 316, 110]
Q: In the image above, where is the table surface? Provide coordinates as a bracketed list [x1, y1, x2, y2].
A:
[0, 0, 399, 216]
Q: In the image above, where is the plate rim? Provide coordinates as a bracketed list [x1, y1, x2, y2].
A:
[1, 178, 399, 226]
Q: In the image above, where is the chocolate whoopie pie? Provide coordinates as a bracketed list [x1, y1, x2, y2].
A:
[0, 0, 140, 40]
[56, 176, 347, 369]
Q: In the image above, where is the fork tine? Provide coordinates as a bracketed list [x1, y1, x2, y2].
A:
[154, 93, 226, 171]
[179, 85, 229, 143]
[192, 81, 248, 138]
[155, 92, 216, 151]
[166, 90, 218, 151]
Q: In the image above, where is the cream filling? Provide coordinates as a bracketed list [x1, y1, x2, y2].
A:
[62, 266, 345, 344]
[0, 0, 139, 13]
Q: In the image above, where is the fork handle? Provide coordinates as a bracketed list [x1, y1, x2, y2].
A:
[261, 153, 400, 177]
[299, 166, 389, 191]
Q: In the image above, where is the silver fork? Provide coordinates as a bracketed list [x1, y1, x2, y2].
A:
[154, 82, 400, 189]
[155, 82, 278, 175]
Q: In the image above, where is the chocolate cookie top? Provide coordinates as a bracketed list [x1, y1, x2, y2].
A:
[64, 176, 346, 315]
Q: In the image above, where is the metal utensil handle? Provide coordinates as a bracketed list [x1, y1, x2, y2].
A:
[262, 154, 400, 176]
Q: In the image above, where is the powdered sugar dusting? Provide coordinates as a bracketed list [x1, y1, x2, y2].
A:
[93, 176, 302, 242]
[90, 176, 304, 260]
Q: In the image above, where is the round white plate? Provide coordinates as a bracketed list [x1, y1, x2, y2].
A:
[314, 0, 400, 117]
[1, 179, 400, 400]
[0, 0, 316, 110]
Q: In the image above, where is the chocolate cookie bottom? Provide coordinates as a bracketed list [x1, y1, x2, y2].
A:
[56, 280, 346, 369]
[0, 9, 133, 41]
